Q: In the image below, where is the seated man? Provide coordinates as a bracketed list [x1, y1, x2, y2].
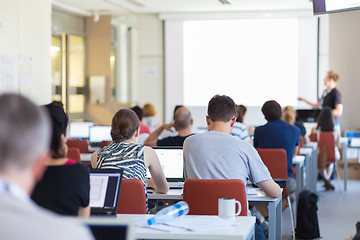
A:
[254, 100, 300, 194]
[144, 107, 193, 147]
[184, 95, 281, 199]
[0, 94, 93, 240]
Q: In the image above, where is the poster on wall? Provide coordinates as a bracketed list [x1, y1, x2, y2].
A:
[19, 56, 32, 97]
[0, 56, 14, 94]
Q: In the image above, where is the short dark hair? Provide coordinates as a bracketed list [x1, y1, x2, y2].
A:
[261, 100, 282, 121]
[174, 107, 192, 130]
[130, 106, 144, 121]
[236, 105, 247, 123]
[207, 95, 236, 122]
[111, 109, 140, 142]
[317, 107, 334, 131]
[43, 103, 68, 159]
[173, 105, 184, 119]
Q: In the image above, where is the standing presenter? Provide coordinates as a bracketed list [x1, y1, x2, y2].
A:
[298, 70, 343, 131]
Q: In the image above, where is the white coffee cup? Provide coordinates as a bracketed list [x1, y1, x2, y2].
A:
[218, 198, 241, 219]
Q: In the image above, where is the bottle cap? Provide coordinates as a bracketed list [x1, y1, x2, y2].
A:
[147, 218, 156, 225]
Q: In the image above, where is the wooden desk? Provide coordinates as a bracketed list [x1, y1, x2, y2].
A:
[149, 189, 282, 240]
[121, 214, 256, 240]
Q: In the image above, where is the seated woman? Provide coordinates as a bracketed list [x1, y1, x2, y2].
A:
[91, 108, 169, 205]
[283, 105, 307, 143]
[31, 103, 90, 217]
[231, 104, 251, 143]
[315, 106, 341, 190]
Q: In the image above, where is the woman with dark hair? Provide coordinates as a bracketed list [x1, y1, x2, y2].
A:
[91, 108, 169, 207]
[231, 105, 251, 142]
[32, 103, 90, 216]
[316, 106, 340, 190]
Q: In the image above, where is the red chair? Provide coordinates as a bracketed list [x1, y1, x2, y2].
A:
[117, 179, 147, 214]
[256, 148, 295, 239]
[309, 131, 317, 142]
[66, 139, 89, 153]
[100, 141, 112, 148]
[318, 131, 341, 192]
[183, 179, 247, 216]
[67, 147, 81, 163]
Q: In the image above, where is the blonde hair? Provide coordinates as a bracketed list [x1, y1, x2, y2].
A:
[283, 106, 296, 125]
[142, 103, 157, 117]
[327, 71, 339, 82]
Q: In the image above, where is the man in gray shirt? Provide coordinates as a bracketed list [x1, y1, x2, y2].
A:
[184, 95, 280, 199]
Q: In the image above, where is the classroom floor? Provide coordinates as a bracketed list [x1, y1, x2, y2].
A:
[282, 179, 360, 240]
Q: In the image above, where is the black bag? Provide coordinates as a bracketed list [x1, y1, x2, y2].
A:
[295, 190, 320, 239]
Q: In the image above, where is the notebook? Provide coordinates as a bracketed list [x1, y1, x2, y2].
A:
[148, 147, 185, 189]
[89, 126, 112, 147]
[83, 218, 134, 240]
[90, 169, 123, 216]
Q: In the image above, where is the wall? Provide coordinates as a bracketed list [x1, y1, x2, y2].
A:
[329, 11, 360, 130]
[0, 0, 51, 104]
[136, 14, 164, 121]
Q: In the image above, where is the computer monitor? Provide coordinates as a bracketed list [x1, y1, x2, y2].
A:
[89, 126, 112, 144]
[147, 147, 184, 182]
[69, 121, 94, 139]
[89, 169, 123, 216]
[296, 109, 321, 123]
[83, 218, 134, 240]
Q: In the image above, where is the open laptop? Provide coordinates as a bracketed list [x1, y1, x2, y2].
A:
[82, 218, 134, 240]
[90, 169, 123, 216]
[69, 121, 94, 139]
[148, 147, 185, 189]
[89, 126, 112, 147]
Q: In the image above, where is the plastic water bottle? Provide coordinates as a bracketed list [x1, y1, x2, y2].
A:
[147, 201, 189, 225]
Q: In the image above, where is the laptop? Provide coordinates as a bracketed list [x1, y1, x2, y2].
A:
[69, 121, 94, 139]
[89, 126, 112, 147]
[90, 169, 123, 216]
[148, 147, 185, 189]
[83, 218, 134, 240]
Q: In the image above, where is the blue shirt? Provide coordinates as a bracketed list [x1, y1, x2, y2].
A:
[253, 118, 300, 178]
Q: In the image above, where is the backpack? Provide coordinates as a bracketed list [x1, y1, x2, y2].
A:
[295, 190, 320, 239]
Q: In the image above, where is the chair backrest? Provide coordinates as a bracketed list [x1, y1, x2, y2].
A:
[66, 139, 89, 153]
[318, 131, 336, 163]
[100, 141, 112, 149]
[67, 147, 81, 163]
[309, 131, 317, 142]
[117, 179, 147, 214]
[256, 148, 288, 196]
[183, 179, 247, 216]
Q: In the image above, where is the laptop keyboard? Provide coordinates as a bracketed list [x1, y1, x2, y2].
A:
[168, 182, 184, 189]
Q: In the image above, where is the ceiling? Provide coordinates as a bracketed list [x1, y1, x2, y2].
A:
[53, 0, 313, 16]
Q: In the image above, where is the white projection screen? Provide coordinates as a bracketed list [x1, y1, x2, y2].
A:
[164, 18, 318, 125]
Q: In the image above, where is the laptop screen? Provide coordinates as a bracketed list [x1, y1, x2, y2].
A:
[147, 148, 184, 181]
[69, 121, 94, 139]
[82, 218, 134, 240]
[89, 126, 112, 143]
[89, 169, 123, 214]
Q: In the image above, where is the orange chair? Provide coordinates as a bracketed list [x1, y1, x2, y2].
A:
[100, 141, 112, 149]
[256, 148, 295, 239]
[67, 147, 81, 163]
[318, 131, 342, 192]
[66, 139, 89, 153]
[117, 179, 147, 214]
[183, 179, 247, 216]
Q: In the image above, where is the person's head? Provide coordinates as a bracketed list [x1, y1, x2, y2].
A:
[111, 109, 140, 142]
[43, 103, 68, 159]
[235, 105, 247, 123]
[0, 94, 50, 191]
[142, 103, 157, 117]
[173, 105, 184, 120]
[173, 107, 193, 131]
[261, 100, 282, 122]
[283, 106, 296, 125]
[207, 95, 236, 123]
[130, 106, 144, 121]
[317, 107, 334, 131]
[324, 70, 339, 88]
